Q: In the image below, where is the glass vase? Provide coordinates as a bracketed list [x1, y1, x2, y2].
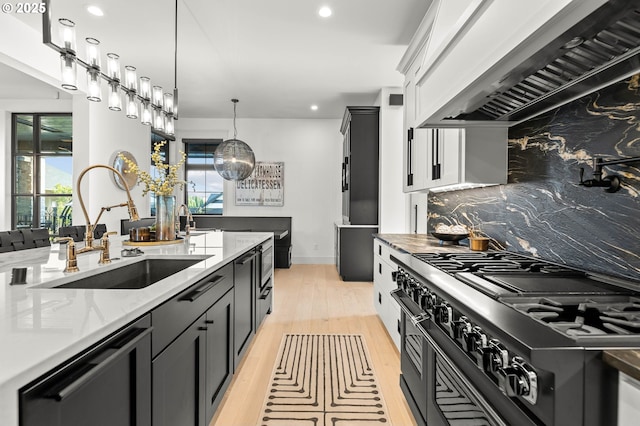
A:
[155, 194, 176, 241]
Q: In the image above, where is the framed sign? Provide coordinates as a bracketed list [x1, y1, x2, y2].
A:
[235, 162, 284, 206]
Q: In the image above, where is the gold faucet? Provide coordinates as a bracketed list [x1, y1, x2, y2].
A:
[53, 237, 79, 272]
[177, 204, 195, 235]
[62, 164, 140, 271]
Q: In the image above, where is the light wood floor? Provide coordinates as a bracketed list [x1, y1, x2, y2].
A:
[210, 264, 417, 426]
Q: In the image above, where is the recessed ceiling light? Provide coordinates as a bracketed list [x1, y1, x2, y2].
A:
[318, 6, 332, 18]
[87, 5, 104, 16]
[311, 105, 319, 111]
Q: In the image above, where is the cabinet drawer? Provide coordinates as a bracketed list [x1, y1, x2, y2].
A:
[152, 263, 233, 358]
[374, 239, 403, 268]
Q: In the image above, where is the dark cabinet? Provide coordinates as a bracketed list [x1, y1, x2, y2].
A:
[340, 106, 380, 225]
[234, 250, 257, 368]
[335, 224, 378, 281]
[205, 288, 234, 420]
[20, 315, 152, 426]
[152, 315, 207, 426]
[151, 263, 234, 426]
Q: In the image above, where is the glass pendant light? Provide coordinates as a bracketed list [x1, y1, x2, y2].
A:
[141, 101, 152, 125]
[214, 99, 255, 181]
[126, 92, 138, 119]
[108, 81, 122, 111]
[58, 19, 77, 90]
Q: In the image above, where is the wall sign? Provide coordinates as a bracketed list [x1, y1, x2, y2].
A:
[235, 161, 284, 206]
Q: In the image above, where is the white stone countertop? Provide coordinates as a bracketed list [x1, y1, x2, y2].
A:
[0, 230, 273, 426]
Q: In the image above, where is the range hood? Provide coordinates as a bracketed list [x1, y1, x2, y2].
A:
[449, 0, 640, 124]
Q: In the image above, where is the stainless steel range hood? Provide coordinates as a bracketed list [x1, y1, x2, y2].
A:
[449, 0, 640, 124]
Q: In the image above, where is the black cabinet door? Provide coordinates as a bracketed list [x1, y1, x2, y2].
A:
[205, 288, 234, 422]
[20, 315, 152, 426]
[234, 251, 256, 368]
[152, 315, 207, 426]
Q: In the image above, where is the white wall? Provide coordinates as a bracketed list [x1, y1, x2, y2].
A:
[374, 88, 407, 233]
[72, 96, 151, 234]
[176, 118, 342, 264]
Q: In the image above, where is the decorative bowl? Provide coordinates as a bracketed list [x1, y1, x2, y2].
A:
[431, 232, 469, 244]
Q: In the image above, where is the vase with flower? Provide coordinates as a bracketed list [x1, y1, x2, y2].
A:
[120, 141, 187, 241]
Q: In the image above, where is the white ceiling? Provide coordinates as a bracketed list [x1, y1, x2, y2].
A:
[10, 0, 430, 119]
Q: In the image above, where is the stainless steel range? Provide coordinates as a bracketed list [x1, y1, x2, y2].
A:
[391, 251, 640, 426]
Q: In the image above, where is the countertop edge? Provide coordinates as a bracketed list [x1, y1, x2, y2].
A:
[603, 350, 640, 381]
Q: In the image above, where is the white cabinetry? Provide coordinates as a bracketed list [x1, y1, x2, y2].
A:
[428, 126, 508, 192]
[619, 373, 640, 426]
[402, 125, 507, 193]
[373, 238, 402, 350]
[408, 192, 428, 234]
[406, 0, 604, 127]
[399, 2, 509, 193]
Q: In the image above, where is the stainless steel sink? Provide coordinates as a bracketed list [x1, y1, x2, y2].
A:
[53, 258, 203, 289]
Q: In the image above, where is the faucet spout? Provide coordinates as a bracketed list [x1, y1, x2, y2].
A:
[77, 164, 140, 248]
[177, 204, 194, 235]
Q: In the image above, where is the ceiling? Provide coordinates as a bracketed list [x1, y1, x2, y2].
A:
[9, 0, 429, 119]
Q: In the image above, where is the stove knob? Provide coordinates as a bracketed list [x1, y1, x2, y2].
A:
[434, 304, 451, 324]
[417, 289, 432, 311]
[497, 357, 538, 405]
[486, 339, 509, 374]
[434, 304, 453, 335]
[425, 293, 437, 311]
[395, 271, 405, 289]
[413, 287, 427, 305]
[403, 277, 415, 293]
[453, 316, 472, 343]
[467, 326, 488, 367]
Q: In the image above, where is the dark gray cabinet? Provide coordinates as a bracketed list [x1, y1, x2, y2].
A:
[340, 106, 380, 225]
[151, 263, 235, 426]
[205, 288, 234, 420]
[20, 315, 152, 426]
[152, 314, 207, 426]
[234, 249, 257, 368]
[336, 224, 378, 281]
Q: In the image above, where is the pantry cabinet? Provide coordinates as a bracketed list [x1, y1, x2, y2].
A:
[341, 106, 380, 225]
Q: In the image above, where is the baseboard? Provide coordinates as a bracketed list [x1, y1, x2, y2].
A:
[291, 256, 335, 264]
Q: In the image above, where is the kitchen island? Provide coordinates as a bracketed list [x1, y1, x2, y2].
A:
[0, 230, 273, 426]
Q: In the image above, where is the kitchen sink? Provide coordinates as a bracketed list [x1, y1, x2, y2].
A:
[53, 258, 204, 290]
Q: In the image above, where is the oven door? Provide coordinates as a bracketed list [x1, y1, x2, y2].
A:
[415, 319, 540, 426]
[425, 328, 506, 426]
[392, 289, 428, 426]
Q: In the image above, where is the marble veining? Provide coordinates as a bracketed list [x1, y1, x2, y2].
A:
[428, 74, 640, 282]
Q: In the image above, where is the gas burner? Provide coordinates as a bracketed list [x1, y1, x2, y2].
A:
[548, 322, 608, 336]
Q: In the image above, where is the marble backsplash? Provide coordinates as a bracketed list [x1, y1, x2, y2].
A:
[428, 74, 640, 281]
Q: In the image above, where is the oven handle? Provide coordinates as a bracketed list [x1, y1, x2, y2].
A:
[391, 289, 431, 325]
[415, 321, 508, 426]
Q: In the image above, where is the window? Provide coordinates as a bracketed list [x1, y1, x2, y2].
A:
[183, 139, 224, 215]
[12, 113, 73, 236]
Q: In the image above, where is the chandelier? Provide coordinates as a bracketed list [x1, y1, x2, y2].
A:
[214, 99, 256, 181]
[42, 0, 179, 136]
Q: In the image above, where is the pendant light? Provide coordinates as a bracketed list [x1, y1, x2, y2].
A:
[214, 99, 256, 181]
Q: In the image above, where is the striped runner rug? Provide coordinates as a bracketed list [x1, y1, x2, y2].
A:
[258, 334, 390, 426]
